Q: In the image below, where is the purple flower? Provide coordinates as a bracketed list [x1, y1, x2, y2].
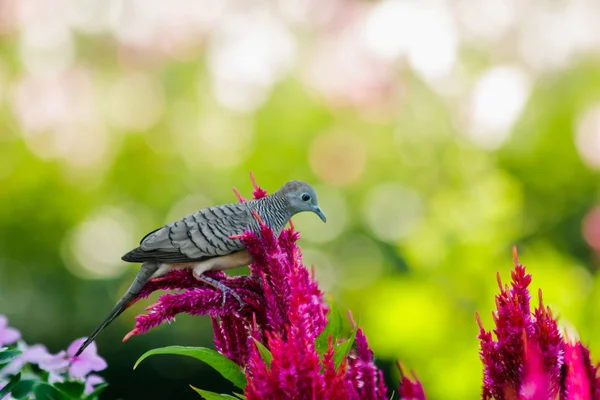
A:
[38, 350, 70, 383]
[39, 338, 107, 382]
[84, 374, 105, 395]
[67, 338, 107, 380]
[0, 316, 20, 347]
[0, 381, 8, 400]
[2, 344, 51, 376]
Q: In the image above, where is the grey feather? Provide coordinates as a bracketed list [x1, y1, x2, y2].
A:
[121, 198, 293, 264]
[77, 180, 326, 356]
[75, 262, 159, 356]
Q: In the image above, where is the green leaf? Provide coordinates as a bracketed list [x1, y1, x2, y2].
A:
[0, 372, 21, 398]
[252, 339, 272, 368]
[82, 383, 108, 400]
[232, 393, 246, 399]
[34, 383, 69, 400]
[334, 325, 358, 369]
[189, 386, 239, 399]
[0, 349, 22, 364]
[134, 346, 247, 389]
[54, 381, 85, 398]
[315, 302, 343, 355]
[11, 379, 36, 399]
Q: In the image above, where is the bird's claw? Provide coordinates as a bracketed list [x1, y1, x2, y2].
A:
[220, 289, 245, 310]
[193, 272, 245, 311]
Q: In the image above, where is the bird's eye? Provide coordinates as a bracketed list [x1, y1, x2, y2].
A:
[301, 193, 311, 202]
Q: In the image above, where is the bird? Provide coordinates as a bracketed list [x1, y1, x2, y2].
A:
[75, 180, 326, 356]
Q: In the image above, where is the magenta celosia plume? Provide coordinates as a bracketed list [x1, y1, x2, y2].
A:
[118, 178, 600, 400]
[397, 362, 426, 400]
[122, 177, 391, 399]
[477, 247, 600, 400]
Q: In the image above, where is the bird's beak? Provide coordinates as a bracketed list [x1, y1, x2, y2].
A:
[314, 206, 326, 223]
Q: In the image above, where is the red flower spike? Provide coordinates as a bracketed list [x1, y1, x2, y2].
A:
[122, 328, 139, 342]
[251, 210, 266, 228]
[348, 310, 357, 328]
[249, 172, 268, 199]
[232, 187, 246, 202]
[474, 246, 600, 400]
[125, 175, 390, 398]
[397, 361, 426, 400]
[563, 341, 600, 400]
[347, 328, 387, 400]
[521, 338, 550, 400]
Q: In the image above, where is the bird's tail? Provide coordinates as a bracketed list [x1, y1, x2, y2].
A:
[75, 262, 160, 357]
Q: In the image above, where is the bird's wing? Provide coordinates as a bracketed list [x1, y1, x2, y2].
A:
[122, 202, 255, 263]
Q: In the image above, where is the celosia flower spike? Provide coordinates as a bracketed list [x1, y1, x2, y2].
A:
[125, 175, 390, 399]
[397, 361, 426, 400]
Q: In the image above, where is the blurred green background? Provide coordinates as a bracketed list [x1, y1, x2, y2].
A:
[2, 0, 600, 398]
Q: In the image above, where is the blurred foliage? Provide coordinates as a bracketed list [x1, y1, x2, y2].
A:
[2, 1, 600, 399]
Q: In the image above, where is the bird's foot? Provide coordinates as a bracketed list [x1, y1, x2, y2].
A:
[193, 272, 245, 310]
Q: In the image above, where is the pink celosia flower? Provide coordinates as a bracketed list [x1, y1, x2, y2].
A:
[0, 316, 20, 347]
[397, 362, 426, 400]
[477, 246, 600, 400]
[398, 363, 426, 400]
[345, 328, 388, 400]
[520, 340, 550, 400]
[563, 341, 600, 400]
[126, 177, 389, 398]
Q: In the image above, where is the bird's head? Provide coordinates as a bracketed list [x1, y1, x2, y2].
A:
[277, 180, 326, 223]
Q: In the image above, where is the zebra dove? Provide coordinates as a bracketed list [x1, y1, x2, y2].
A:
[75, 180, 326, 356]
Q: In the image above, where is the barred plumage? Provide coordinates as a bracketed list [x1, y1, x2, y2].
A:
[122, 193, 294, 263]
[75, 180, 326, 356]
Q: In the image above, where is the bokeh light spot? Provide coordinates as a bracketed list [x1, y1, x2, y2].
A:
[176, 111, 254, 170]
[455, 0, 516, 41]
[465, 66, 530, 149]
[575, 104, 600, 169]
[12, 68, 96, 134]
[207, 10, 295, 112]
[309, 131, 367, 187]
[19, 18, 74, 77]
[362, 0, 457, 79]
[64, 207, 137, 279]
[364, 183, 423, 242]
[300, 247, 335, 292]
[104, 72, 164, 132]
[335, 235, 384, 290]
